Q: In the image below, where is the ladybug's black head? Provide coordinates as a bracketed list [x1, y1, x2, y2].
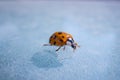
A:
[71, 43, 76, 49]
[67, 38, 80, 51]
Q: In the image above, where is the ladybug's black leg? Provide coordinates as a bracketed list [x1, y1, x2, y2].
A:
[56, 46, 62, 51]
[63, 46, 65, 51]
[43, 44, 51, 46]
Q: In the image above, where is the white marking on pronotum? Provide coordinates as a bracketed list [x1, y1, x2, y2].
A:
[66, 41, 72, 46]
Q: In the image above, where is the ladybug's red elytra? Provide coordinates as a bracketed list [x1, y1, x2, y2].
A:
[44, 32, 80, 51]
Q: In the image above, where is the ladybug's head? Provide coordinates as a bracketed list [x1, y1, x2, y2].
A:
[67, 38, 80, 50]
[71, 43, 80, 50]
[71, 43, 76, 49]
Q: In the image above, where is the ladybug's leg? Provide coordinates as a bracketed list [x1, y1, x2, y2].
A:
[43, 44, 51, 46]
[56, 46, 62, 51]
[63, 46, 65, 51]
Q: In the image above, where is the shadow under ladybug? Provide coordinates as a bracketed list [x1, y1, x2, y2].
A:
[44, 32, 80, 52]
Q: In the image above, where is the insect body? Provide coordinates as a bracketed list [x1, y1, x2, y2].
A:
[44, 32, 80, 51]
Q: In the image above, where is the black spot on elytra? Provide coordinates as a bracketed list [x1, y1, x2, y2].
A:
[50, 36, 53, 39]
[62, 36, 64, 38]
[54, 41, 56, 45]
[49, 36, 52, 43]
[59, 39, 63, 42]
[49, 39, 51, 43]
[58, 32, 62, 34]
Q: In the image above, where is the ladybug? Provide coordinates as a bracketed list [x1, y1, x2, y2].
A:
[44, 32, 80, 51]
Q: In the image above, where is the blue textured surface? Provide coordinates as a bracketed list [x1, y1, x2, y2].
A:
[0, 1, 120, 80]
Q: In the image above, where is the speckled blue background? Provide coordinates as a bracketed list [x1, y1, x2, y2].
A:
[0, 1, 120, 80]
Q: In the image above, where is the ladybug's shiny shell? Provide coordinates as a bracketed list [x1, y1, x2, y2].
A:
[49, 32, 73, 46]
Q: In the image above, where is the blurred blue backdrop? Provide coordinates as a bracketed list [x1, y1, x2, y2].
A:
[0, 1, 120, 80]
